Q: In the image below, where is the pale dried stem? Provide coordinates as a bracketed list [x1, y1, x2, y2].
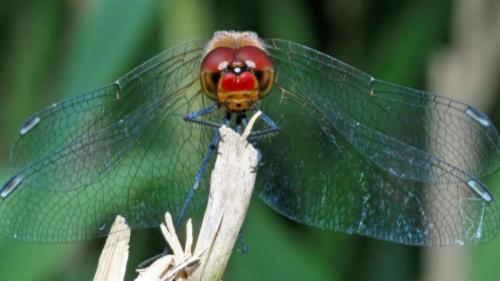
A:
[190, 113, 260, 281]
[94, 111, 260, 281]
[93, 216, 130, 281]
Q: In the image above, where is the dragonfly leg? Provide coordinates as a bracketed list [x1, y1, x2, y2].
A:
[139, 114, 227, 269]
[247, 111, 280, 140]
[223, 111, 231, 127]
[184, 103, 222, 128]
[235, 114, 244, 134]
[175, 130, 221, 227]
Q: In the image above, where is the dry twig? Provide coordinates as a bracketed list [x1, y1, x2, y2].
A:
[94, 111, 261, 281]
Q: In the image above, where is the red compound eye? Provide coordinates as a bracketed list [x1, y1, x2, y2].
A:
[236, 46, 274, 96]
[201, 47, 236, 100]
[236, 46, 273, 71]
[201, 47, 235, 73]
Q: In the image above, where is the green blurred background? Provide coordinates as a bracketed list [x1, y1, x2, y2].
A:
[0, 0, 499, 280]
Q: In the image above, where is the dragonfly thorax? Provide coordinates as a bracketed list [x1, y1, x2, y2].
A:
[200, 31, 274, 113]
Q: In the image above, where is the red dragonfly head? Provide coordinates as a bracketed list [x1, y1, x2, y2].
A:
[200, 31, 274, 113]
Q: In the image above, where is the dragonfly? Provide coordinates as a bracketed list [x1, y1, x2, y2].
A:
[1, 31, 499, 246]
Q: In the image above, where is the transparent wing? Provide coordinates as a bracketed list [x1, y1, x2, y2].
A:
[256, 38, 500, 246]
[11, 39, 204, 170]
[0, 39, 219, 242]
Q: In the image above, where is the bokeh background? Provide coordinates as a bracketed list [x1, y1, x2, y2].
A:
[0, 0, 499, 280]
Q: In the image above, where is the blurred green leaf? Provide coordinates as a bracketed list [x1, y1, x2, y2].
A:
[161, 0, 214, 46]
[226, 199, 339, 280]
[367, 0, 451, 86]
[57, 0, 159, 97]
